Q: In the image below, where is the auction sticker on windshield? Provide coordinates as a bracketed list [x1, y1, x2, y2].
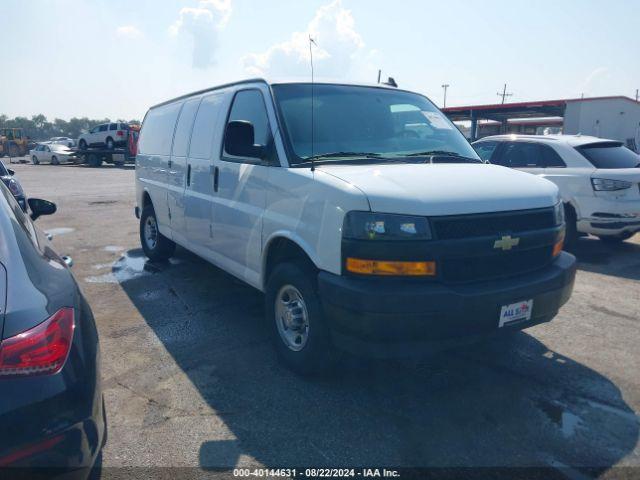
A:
[499, 300, 533, 327]
[421, 111, 453, 129]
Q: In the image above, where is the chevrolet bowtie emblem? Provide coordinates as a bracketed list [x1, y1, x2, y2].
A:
[494, 235, 520, 251]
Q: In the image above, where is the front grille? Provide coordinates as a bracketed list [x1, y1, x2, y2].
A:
[441, 246, 553, 283]
[432, 208, 556, 240]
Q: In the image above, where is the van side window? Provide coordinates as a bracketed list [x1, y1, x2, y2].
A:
[172, 99, 200, 157]
[99, 124, 108, 132]
[224, 89, 275, 163]
[138, 102, 182, 156]
[109, 123, 118, 131]
[189, 94, 224, 159]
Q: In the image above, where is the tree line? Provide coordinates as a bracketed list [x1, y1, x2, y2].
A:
[0, 114, 141, 141]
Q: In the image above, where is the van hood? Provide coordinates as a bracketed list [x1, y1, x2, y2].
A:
[318, 163, 559, 216]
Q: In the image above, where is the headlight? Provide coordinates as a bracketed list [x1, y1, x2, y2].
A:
[7, 179, 24, 197]
[343, 211, 432, 240]
[553, 202, 564, 226]
[591, 178, 632, 191]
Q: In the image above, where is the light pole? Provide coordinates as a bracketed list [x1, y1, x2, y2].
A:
[441, 84, 450, 108]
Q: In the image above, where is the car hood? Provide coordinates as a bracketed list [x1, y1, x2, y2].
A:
[318, 163, 560, 216]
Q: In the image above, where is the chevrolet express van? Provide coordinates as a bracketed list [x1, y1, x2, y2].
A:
[135, 79, 576, 374]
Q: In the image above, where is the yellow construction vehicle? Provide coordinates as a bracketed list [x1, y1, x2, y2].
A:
[0, 128, 29, 157]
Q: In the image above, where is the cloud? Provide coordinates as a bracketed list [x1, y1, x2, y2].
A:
[169, 0, 232, 69]
[243, 0, 375, 79]
[115, 25, 143, 40]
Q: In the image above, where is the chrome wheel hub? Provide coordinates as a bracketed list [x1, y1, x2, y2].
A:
[144, 216, 158, 250]
[275, 285, 309, 351]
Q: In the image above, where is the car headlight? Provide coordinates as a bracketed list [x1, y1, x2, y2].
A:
[7, 179, 24, 197]
[343, 211, 432, 241]
[591, 178, 632, 191]
[554, 202, 564, 226]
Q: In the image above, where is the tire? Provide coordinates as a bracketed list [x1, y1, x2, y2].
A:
[265, 262, 335, 375]
[79, 139, 87, 150]
[87, 153, 102, 168]
[139, 204, 175, 261]
[564, 204, 578, 248]
[51, 155, 59, 165]
[32, 155, 39, 165]
[598, 232, 634, 244]
[105, 137, 114, 150]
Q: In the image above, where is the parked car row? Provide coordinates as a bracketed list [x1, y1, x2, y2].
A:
[472, 135, 640, 244]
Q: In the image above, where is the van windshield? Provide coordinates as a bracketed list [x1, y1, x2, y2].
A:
[272, 84, 480, 165]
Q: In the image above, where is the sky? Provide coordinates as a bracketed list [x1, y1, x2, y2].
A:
[2, 0, 639, 121]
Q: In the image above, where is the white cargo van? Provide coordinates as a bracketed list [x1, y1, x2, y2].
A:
[135, 79, 576, 374]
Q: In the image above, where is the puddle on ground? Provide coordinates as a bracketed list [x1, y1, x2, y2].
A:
[93, 263, 114, 270]
[46, 227, 75, 236]
[85, 250, 158, 284]
[537, 399, 583, 438]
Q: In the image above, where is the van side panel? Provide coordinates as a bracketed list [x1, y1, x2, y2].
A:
[262, 167, 370, 287]
[136, 102, 182, 233]
[181, 92, 228, 250]
[168, 98, 201, 235]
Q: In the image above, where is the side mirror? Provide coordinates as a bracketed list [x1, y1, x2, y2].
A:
[224, 121, 265, 159]
[28, 198, 57, 221]
[7, 169, 14, 176]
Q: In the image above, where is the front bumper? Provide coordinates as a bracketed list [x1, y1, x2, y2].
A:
[318, 251, 576, 357]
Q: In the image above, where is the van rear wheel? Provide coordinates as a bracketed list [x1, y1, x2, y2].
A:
[265, 262, 335, 375]
[139, 205, 175, 261]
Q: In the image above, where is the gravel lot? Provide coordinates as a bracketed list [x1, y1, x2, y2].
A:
[6, 158, 640, 478]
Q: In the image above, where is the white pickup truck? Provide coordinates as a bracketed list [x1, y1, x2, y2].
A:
[135, 79, 576, 374]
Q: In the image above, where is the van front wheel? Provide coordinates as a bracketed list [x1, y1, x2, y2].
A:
[139, 205, 175, 261]
[266, 262, 335, 375]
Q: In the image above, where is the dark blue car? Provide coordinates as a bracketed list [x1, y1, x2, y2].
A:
[0, 182, 105, 478]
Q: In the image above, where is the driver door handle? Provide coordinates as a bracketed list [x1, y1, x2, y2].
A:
[213, 166, 219, 192]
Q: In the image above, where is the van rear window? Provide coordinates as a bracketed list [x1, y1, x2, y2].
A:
[577, 142, 640, 169]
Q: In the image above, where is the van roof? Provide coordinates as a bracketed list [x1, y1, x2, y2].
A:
[149, 77, 407, 110]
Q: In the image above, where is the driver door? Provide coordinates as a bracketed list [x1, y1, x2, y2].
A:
[210, 88, 276, 286]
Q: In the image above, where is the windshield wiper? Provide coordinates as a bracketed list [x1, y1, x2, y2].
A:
[296, 151, 383, 166]
[403, 150, 484, 163]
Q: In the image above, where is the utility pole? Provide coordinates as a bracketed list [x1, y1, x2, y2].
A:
[497, 84, 513, 104]
[636, 89, 639, 102]
[441, 84, 450, 108]
[377, 69, 381, 84]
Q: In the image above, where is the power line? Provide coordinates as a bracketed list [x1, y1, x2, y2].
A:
[497, 84, 513, 104]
